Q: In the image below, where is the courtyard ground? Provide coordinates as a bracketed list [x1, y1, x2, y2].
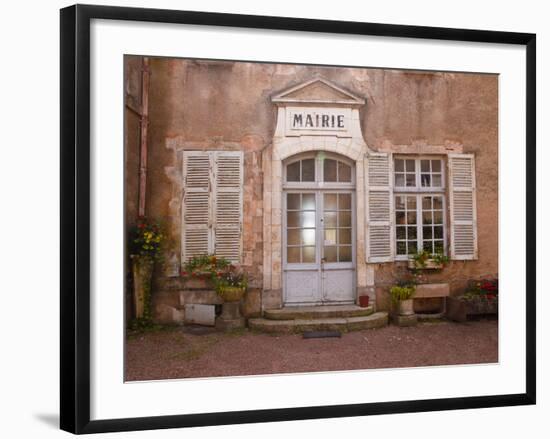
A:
[125, 318, 498, 381]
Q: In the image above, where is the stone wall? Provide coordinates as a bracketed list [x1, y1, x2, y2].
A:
[124, 56, 498, 322]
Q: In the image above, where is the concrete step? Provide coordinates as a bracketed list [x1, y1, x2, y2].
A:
[248, 312, 388, 334]
[264, 305, 374, 320]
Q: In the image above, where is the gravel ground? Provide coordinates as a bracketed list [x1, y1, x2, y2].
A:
[125, 318, 498, 381]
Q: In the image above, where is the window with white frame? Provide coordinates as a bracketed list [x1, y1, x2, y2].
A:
[393, 157, 446, 258]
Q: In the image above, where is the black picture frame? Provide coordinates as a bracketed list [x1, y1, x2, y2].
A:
[60, 4, 536, 434]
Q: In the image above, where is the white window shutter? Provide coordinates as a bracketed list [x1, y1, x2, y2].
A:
[366, 152, 394, 262]
[213, 151, 243, 263]
[448, 153, 478, 260]
[182, 152, 212, 261]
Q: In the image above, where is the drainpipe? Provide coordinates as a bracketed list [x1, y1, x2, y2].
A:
[138, 57, 150, 218]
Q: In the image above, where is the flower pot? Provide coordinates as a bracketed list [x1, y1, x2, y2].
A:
[217, 286, 246, 302]
[131, 255, 154, 319]
[398, 298, 414, 316]
[408, 259, 444, 270]
[358, 295, 370, 308]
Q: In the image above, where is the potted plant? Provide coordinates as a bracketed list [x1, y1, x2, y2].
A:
[448, 278, 499, 322]
[214, 264, 248, 302]
[181, 254, 230, 289]
[130, 217, 164, 321]
[358, 295, 370, 308]
[408, 249, 449, 270]
[390, 283, 416, 316]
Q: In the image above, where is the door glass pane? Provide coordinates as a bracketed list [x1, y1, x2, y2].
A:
[301, 159, 315, 181]
[338, 193, 351, 209]
[301, 211, 316, 228]
[287, 211, 300, 227]
[302, 246, 315, 263]
[339, 228, 351, 244]
[301, 229, 316, 246]
[324, 229, 337, 245]
[324, 246, 337, 262]
[324, 159, 337, 182]
[339, 246, 352, 262]
[324, 212, 337, 227]
[287, 193, 300, 210]
[287, 229, 300, 245]
[287, 247, 300, 263]
[324, 193, 337, 210]
[339, 211, 352, 227]
[302, 193, 315, 210]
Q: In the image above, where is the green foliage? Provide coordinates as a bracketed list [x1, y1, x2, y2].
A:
[181, 254, 230, 277]
[390, 284, 416, 304]
[410, 249, 449, 269]
[130, 217, 165, 261]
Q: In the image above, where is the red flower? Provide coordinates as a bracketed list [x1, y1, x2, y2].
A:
[180, 271, 188, 277]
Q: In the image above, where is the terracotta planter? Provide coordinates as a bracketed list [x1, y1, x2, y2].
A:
[407, 259, 445, 270]
[217, 286, 246, 302]
[358, 295, 370, 308]
[398, 298, 414, 316]
[131, 255, 154, 319]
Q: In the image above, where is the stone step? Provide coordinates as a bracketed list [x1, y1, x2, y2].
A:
[248, 312, 388, 334]
[264, 305, 374, 320]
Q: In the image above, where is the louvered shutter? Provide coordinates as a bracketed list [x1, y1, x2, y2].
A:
[182, 152, 212, 261]
[213, 152, 243, 263]
[366, 152, 394, 262]
[448, 153, 478, 260]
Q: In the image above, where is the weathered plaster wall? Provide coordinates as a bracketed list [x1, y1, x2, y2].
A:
[124, 57, 498, 320]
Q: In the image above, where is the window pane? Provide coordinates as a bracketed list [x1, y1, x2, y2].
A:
[324, 193, 337, 210]
[339, 228, 351, 244]
[406, 160, 415, 172]
[302, 246, 315, 263]
[433, 196, 443, 209]
[395, 196, 406, 210]
[324, 246, 337, 262]
[287, 229, 300, 245]
[324, 159, 337, 182]
[324, 212, 337, 227]
[396, 226, 406, 239]
[397, 241, 407, 255]
[338, 193, 351, 209]
[421, 160, 430, 172]
[407, 226, 417, 239]
[407, 241, 417, 255]
[301, 211, 316, 228]
[301, 229, 316, 246]
[395, 159, 404, 172]
[396, 211, 406, 225]
[434, 226, 443, 239]
[287, 247, 300, 263]
[287, 211, 300, 227]
[301, 159, 315, 181]
[434, 241, 444, 254]
[422, 196, 432, 209]
[423, 241, 434, 253]
[338, 161, 352, 182]
[407, 211, 417, 224]
[324, 229, 337, 245]
[407, 196, 417, 209]
[339, 246, 352, 262]
[423, 226, 432, 239]
[433, 211, 443, 224]
[287, 193, 300, 209]
[406, 174, 416, 186]
[395, 174, 405, 187]
[421, 174, 431, 187]
[422, 211, 433, 224]
[339, 211, 352, 227]
[287, 161, 300, 181]
[432, 160, 441, 172]
[432, 174, 442, 187]
[302, 193, 315, 210]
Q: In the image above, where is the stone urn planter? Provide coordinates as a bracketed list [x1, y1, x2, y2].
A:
[217, 286, 246, 302]
[215, 286, 247, 330]
[131, 255, 154, 319]
[398, 298, 414, 316]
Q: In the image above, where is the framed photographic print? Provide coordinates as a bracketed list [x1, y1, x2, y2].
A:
[60, 4, 536, 434]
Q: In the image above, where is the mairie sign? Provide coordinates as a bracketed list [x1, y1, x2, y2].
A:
[288, 109, 348, 131]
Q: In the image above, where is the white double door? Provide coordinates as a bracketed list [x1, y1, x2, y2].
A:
[283, 190, 355, 305]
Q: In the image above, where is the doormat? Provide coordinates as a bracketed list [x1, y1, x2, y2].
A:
[302, 330, 342, 339]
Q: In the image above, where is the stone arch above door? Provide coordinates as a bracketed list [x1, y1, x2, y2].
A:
[261, 77, 372, 310]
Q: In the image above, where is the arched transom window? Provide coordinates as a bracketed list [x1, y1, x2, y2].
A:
[284, 152, 355, 187]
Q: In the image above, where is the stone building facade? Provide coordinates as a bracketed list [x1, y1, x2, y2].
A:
[124, 56, 498, 324]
